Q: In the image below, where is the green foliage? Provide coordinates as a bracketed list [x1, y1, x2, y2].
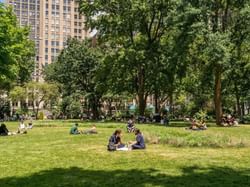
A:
[144, 127, 247, 148]
[0, 4, 35, 89]
[79, 0, 179, 115]
[45, 38, 105, 119]
[9, 82, 59, 118]
[194, 110, 207, 121]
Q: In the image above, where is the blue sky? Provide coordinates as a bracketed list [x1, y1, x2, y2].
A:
[0, 0, 4, 3]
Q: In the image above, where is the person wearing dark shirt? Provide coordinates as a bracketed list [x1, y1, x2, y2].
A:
[70, 123, 80, 135]
[130, 129, 145, 150]
[127, 119, 135, 133]
[107, 129, 125, 151]
[0, 123, 9, 136]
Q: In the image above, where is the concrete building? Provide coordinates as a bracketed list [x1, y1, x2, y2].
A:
[6, 0, 89, 81]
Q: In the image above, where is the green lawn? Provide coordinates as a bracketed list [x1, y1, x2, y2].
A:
[1, 121, 250, 187]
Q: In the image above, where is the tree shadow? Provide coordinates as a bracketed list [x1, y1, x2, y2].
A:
[1, 166, 250, 187]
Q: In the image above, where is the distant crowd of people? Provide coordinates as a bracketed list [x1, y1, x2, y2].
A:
[1, 113, 241, 152]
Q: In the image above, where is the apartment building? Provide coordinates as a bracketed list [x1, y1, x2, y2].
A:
[6, 0, 89, 81]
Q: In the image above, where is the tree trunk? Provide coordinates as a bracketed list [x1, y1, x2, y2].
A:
[138, 66, 146, 116]
[235, 85, 241, 117]
[36, 107, 39, 120]
[241, 102, 245, 116]
[169, 92, 173, 115]
[90, 96, 100, 120]
[108, 99, 112, 116]
[154, 90, 159, 114]
[214, 67, 222, 126]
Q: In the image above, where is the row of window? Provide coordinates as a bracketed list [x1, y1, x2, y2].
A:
[45, 48, 60, 53]
[45, 40, 60, 46]
[46, 0, 69, 4]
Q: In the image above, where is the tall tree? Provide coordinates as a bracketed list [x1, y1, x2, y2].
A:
[79, 0, 178, 116]
[45, 38, 106, 119]
[177, 0, 250, 125]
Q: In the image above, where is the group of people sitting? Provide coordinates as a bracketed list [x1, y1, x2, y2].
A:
[70, 123, 98, 135]
[69, 122, 145, 151]
[107, 128, 145, 151]
[186, 118, 207, 131]
[0, 120, 33, 136]
[221, 115, 239, 127]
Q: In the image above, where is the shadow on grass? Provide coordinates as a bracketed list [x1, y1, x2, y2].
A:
[1, 166, 250, 187]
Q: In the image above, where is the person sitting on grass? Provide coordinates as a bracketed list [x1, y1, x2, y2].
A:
[107, 129, 125, 151]
[83, 125, 98, 134]
[127, 119, 135, 133]
[198, 120, 207, 130]
[129, 129, 146, 150]
[186, 119, 199, 130]
[70, 123, 80, 135]
[17, 120, 27, 134]
[0, 123, 9, 136]
[186, 119, 207, 131]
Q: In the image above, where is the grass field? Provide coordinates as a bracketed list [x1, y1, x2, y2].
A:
[1, 121, 250, 187]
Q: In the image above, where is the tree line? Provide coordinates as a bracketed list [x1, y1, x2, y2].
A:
[45, 0, 250, 124]
[1, 1, 250, 124]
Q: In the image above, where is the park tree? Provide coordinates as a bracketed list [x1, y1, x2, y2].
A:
[79, 0, 178, 116]
[9, 82, 59, 119]
[9, 86, 27, 113]
[176, 0, 250, 125]
[45, 38, 106, 119]
[0, 4, 35, 90]
[227, 6, 250, 121]
[26, 82, 59, 119]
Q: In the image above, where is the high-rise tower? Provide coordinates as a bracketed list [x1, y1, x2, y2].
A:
[6, 0, 89, 81]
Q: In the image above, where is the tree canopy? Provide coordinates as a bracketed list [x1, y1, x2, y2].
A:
[0, 4, 35, 90]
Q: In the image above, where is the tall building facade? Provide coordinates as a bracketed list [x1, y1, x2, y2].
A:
[6, 0, 89, 81]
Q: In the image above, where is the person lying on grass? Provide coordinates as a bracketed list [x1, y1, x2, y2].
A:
[129, 129, 146, 150]
[70, 123, 80, 135]
[83, 125, 98, 134]
[107, 129, 126, 151]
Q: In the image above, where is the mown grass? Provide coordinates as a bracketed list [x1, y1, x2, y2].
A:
[0, 121, 250, 187]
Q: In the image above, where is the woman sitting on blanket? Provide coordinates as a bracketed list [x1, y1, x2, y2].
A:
[107, 129, 125, 151]
[129, 129, 146, 150]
